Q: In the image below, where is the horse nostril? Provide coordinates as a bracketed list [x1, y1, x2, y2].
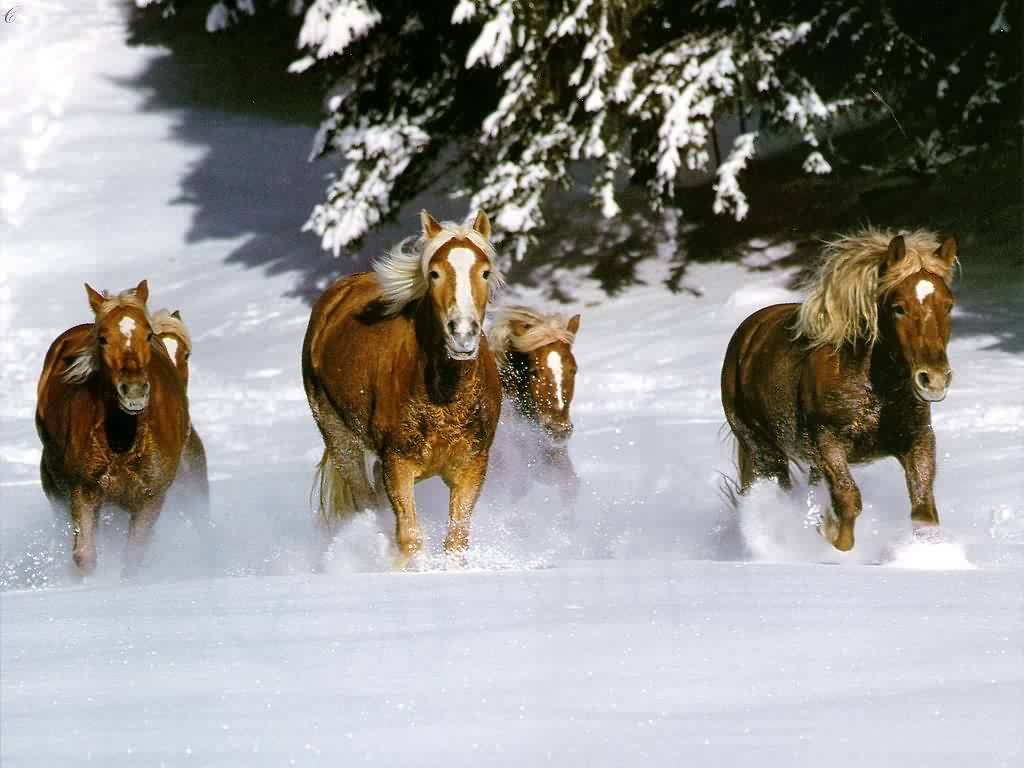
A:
[447, 321, 457, 335]
[916, 370, 931, 389]
[944, 370, 953, 387]
[117, 383, 127, 396]
[470, 320, 480, 335]
[142, 382, 151, 397]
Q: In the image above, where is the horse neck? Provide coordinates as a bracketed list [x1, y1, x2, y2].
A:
[845, 334, 918, 404]
[414, 301, 482, 402]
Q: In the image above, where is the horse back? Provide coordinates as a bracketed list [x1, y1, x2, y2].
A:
[303, 273, 410, 436]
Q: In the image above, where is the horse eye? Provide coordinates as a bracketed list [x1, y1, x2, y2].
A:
[482, 270, 491, 280]
[892, 304, 906, 317]
[429, 270, 440, 280]
[147, 331, 154, 341]
[98, 335, 108, 345]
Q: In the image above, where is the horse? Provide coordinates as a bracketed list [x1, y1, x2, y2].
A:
[36, 281, 189, 575]
[488, 306, 582, 505]
[152, 309, 210, 525]
[721, 228, 958, 552]
[302, 210, 504, 565]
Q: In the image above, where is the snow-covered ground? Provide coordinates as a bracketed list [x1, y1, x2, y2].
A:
[1, 2, 1022, 765]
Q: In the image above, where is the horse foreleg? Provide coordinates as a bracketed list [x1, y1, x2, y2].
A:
[124, 495, 165, 577]
[899, 428, 939, 528]
[381, 455, 422, 564]
[815, 434, 861, 552]
[442, 458, 487, 554]
[69, 485, 102, 576]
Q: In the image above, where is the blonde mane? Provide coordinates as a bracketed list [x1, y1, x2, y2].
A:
[794, 228, 956, 349]
[373, 220, 503, 314]
[488, 305, 577, 367]
[152, 309, 192, 351]
[62, 286, 154, 384]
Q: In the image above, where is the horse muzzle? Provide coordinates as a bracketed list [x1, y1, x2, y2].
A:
[912, 366, 952, 403]
[116, 380, 151, 414]
[445, 318, 481, 360]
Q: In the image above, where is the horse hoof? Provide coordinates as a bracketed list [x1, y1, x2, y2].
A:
[832, 536, 855, 552]
[72, 549, 97, 576]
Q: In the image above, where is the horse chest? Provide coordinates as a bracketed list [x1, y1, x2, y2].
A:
[89, 425, 164, 504]
[391, 392, 495, 472]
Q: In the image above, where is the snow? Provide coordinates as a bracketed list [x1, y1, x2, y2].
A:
[2, 1, 1023, 765]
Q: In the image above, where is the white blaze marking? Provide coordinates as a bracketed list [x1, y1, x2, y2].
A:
[446, 248, 478, 332]
[546, 350, 564, 410]
[163, 337, 179, 360]
[915, 279, 935, 303]
[118, 316, 136, 348]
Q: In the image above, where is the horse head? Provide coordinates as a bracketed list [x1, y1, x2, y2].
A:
[490, 307, 581, 441]
[153, 309, 192, 388]
[421, 209, 495, 361]
[85, 279, 156, 414]
[879, 235, 958, 402]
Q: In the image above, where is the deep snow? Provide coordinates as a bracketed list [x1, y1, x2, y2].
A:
[1, 1, 1022, 765]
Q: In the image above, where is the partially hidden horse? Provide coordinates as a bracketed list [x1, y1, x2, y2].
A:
[36, 281, 190, 575]
[152, 309, 210, 524]
[302, 210, 504, 564]
[488, 306, 581, 504]
[721, 229, 958, 551]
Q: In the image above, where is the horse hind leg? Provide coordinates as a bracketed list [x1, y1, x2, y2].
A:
[736, 435, 791, 492]
[311, 403, 379, 569]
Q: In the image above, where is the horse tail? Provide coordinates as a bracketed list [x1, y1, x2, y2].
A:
[312, 449, 359, 525]
[715, 422, 743, 511]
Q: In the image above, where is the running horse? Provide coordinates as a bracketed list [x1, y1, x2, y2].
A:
[721, 229, 958, 551]
[36, 281, 189, 575]
[152, 309, 210, 523]
[302, 210, 503, 564]
[488, 306, 581, 504]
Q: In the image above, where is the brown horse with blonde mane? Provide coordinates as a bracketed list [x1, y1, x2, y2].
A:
[722, 228, 958, 552]
[488, 306, 581, 503]
[36, 281, 189, 575]
[152, 309, 210, 523]
[302, 210, 503, 564]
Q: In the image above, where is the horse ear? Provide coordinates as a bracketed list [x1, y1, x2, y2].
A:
[135, 279, 149, 304]
[170, 309, 182, 320]
[420, 210, 442, 240]
[472, 209, 491, 240]
[85, 283, 104, 314]
[883, 235, 906, 271]
[567, 314, 581, 335]
[934, 236, 958, 268]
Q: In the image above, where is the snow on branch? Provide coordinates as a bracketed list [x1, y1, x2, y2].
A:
[713, 132, 757, 220]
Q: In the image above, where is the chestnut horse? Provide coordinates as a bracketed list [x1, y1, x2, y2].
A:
[302, 210, 503, 564]
[152, 309, 210, 523]
[722, 229, 958, 552]
[488, 306, 581, 503]
[36, 281, 189, 575]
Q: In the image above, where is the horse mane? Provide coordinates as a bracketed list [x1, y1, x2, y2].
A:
[152, 309, 192, 351]
[488, 305, 577, 367]
[62, 287, 154, 384]
[373, 220, 504, 315]
[794, 227, 956, 349]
